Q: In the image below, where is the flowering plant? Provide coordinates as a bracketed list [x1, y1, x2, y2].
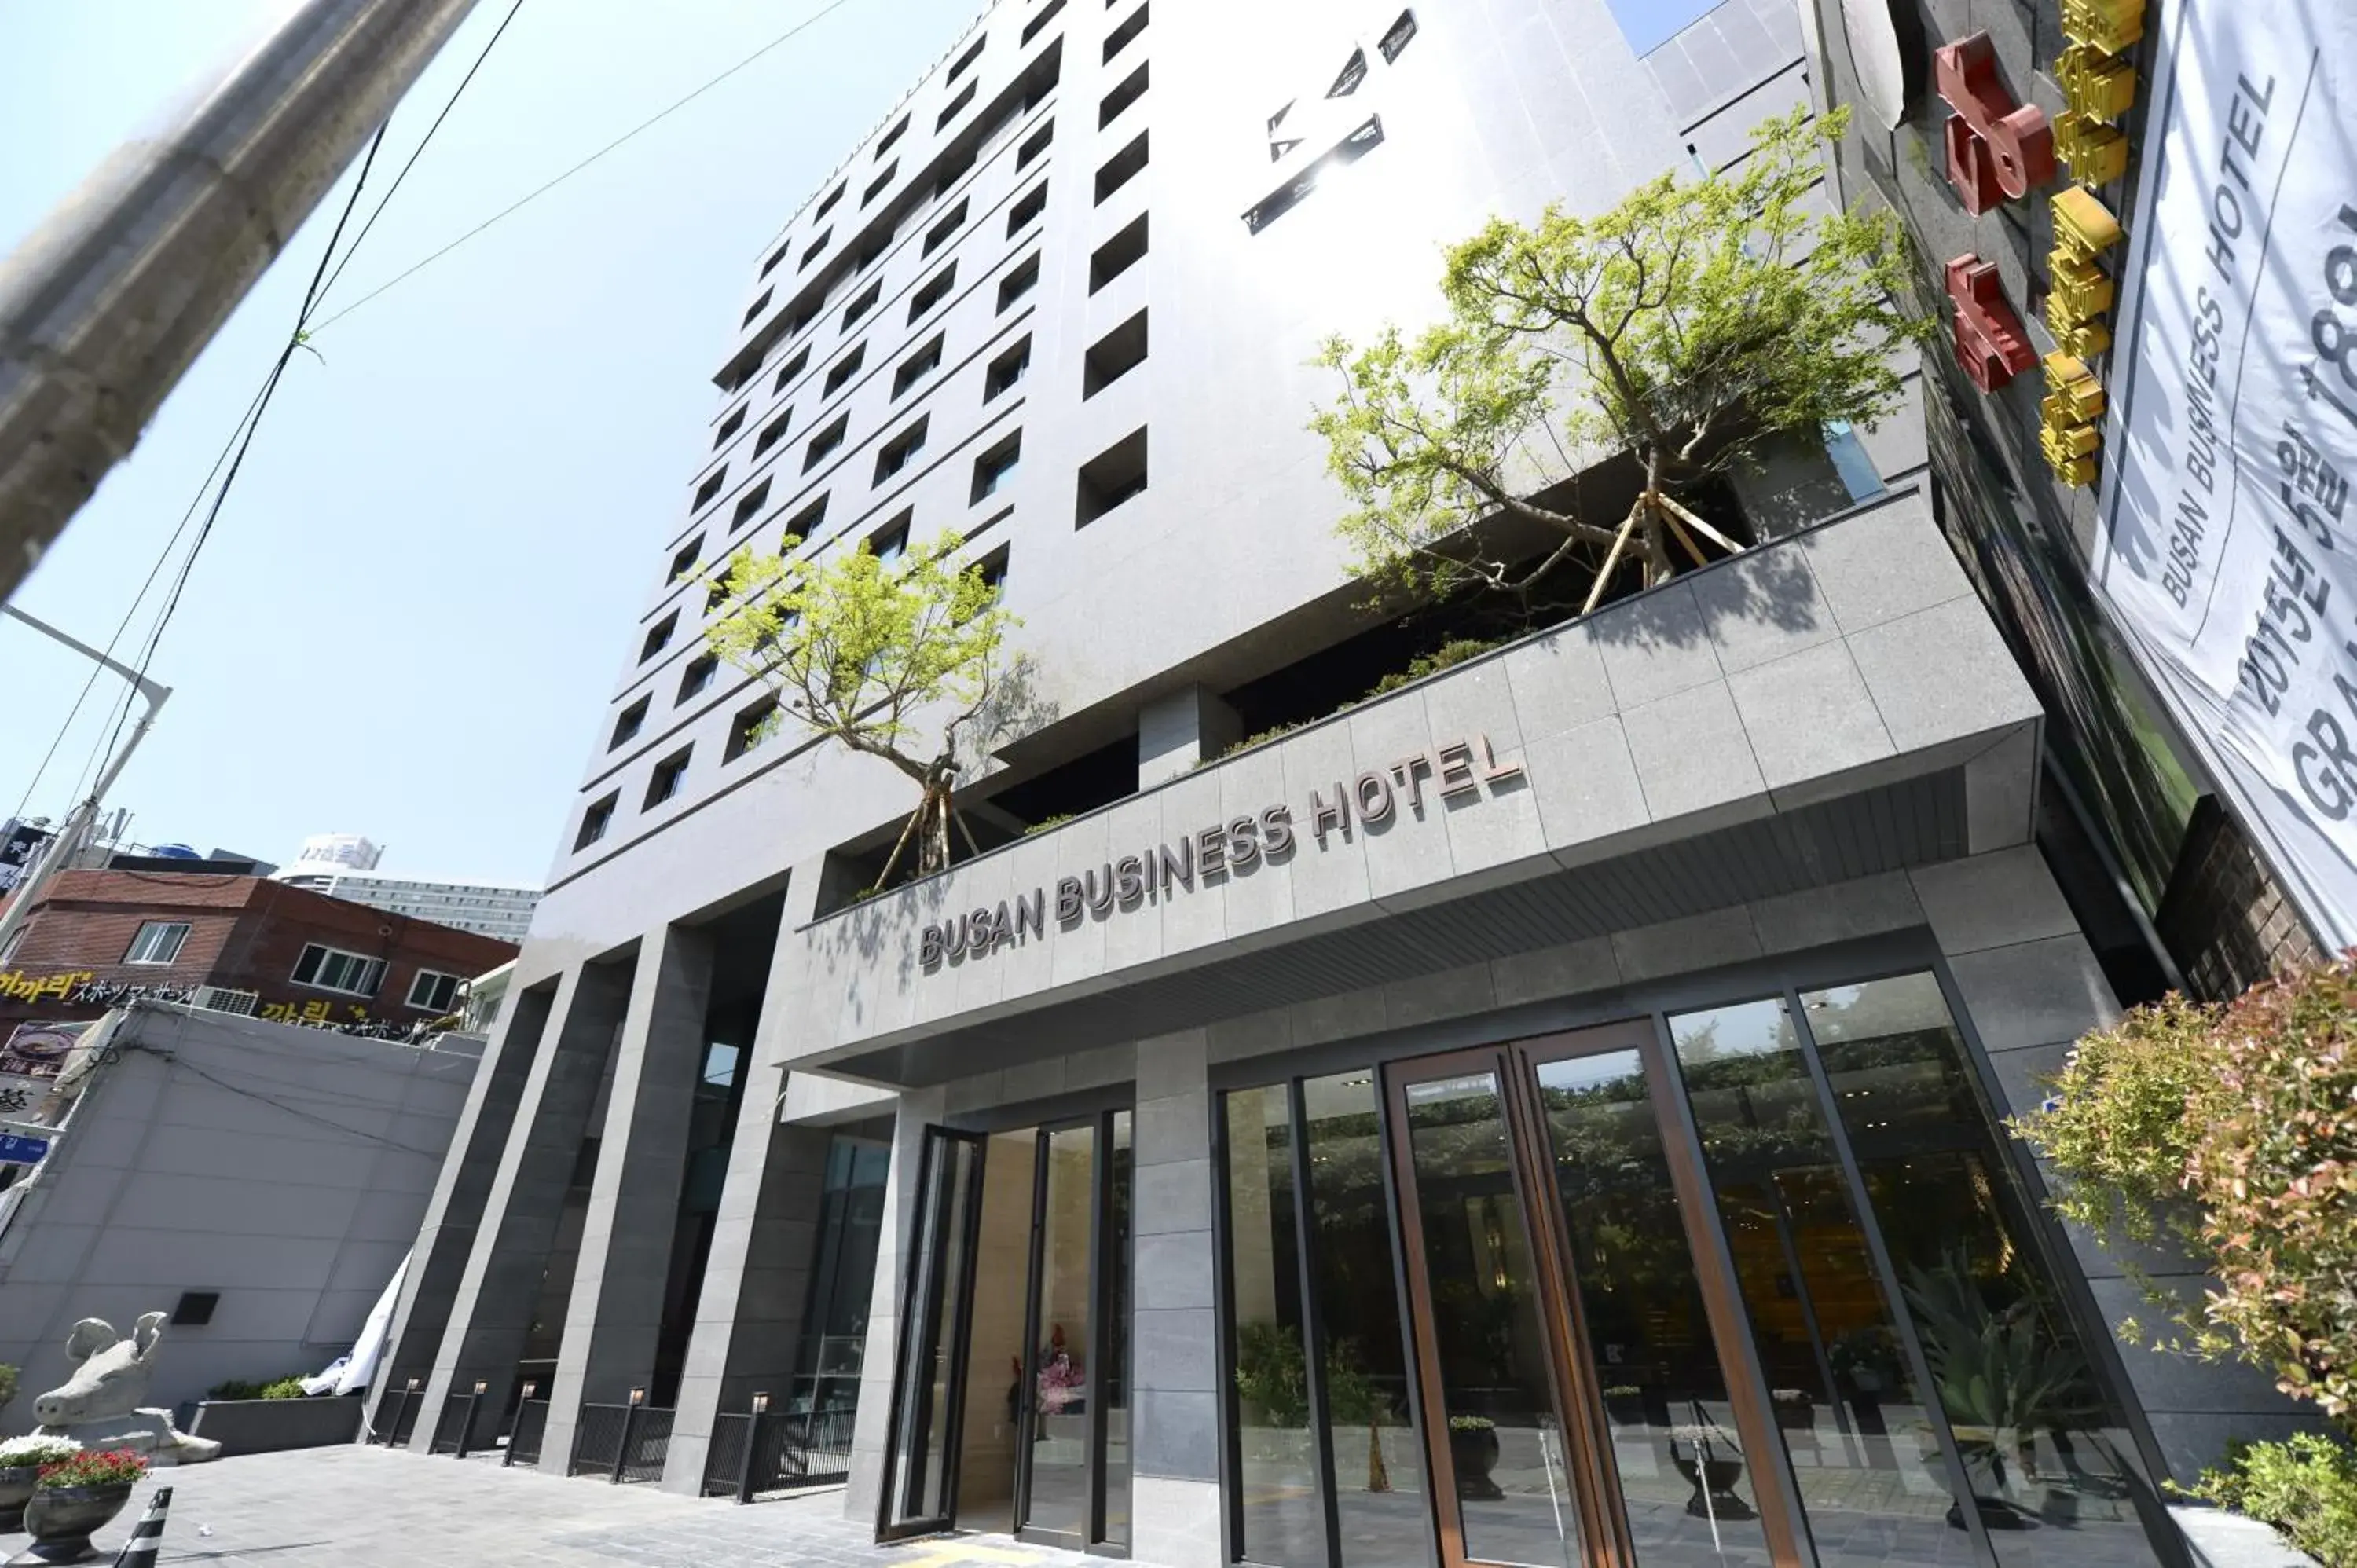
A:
[1036, 1323, 1085, 1414]
[1668, 1423, 1740, 1454]
[36, 1449, 145, 1489]
[0, 1435, 79, 1470]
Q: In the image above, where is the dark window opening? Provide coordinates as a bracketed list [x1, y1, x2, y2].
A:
[610, 697, 650, 750]
[988, 728, 1139, 830]
[644, 747, 693, 808]
[755, 408, 794, 456]
[693, 468, 728, 511]
[706, 577, 731, 614]
[870, 512, 911, 561]
[937, 79, 978, 130]
[878, 115, 909, 157]
[731, 479, 772, 531]
[678, 654, 718, 703]
[909, 262, 957, 321]
[894, 335, 946, 398]
[1243, 115, 1383, 235]
[798, 231, 830, 272]
[1378, 9, 1417, 61]
[1104, 2, 1146, 60]
[1022, 0, 1065, 46]
[725, 696, 779, 762]
[713, 405, 746, 448]
[842, 280, 882, 329]
[824, 345, 867, 397]
[998, 252, 1041, 311]
[1089, 214, 1147, 292]
[1007, 181, 1048, 235]
[1094, 130, 1148, 203]
[985, 335, 1032, 399]
[782, 493, 829, 547]
[948, 35, 985, 82]
[1328, 46, 1366, 97]
[816, 180, 847, 218]
[805, 416, 849, 472]
[760, 243, 789, 278]
[863, 163, 897, 207]
[973, 544, 1010, 599]
[1082, 310, 1147, 397]
[923, 200, 969, 257]
[773, 346, 809, 391]
[668, 536, 704, 582]
[1099, 62, 1147, 128]
[170, 1292, 219, 1327]
[577, 794, 618, 848]
[874, 418, 929, 485]
[742, 288, 772, 327]
[971, 433, 1022, 503]
[641, 612, 679, 662]
[1075, 427, 1147, 526]
[1017, 119, 1055, 170]
[1022, 49, 1062, 111]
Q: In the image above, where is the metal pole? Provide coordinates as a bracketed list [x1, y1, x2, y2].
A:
[0, 0, 483, 602]
[735, 1394, 768, 1504]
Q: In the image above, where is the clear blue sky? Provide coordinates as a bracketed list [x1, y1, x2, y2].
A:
[0, 0, 1713, 890]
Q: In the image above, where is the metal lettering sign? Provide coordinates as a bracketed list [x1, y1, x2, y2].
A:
[920, 732, 1523, 971]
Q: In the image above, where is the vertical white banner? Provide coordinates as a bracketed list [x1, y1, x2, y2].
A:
[2095, 0, 2357, 945]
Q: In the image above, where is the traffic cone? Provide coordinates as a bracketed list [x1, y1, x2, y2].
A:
[108, 1486, 170, 1567]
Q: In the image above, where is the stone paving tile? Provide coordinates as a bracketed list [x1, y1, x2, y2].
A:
[0, 1445, 1111, 1568]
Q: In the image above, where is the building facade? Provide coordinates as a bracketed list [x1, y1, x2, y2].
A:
[271, 867, 542, 946]
[377, 2, 2308, 1566]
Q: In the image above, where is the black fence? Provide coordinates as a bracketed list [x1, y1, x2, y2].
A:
[504, 1398, 550, 1467]
[368, 1386, 426, 1448]
[700, 1405, 856, 1500]
[428, 1393, 475, 1455]
[568, 1401, 675, 1483]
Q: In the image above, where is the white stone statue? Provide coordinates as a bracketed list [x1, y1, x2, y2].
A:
[30, 1313, 218, 1464]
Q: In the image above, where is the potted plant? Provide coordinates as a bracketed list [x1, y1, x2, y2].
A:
[22, 1448, 145, 1562]
[0, 1437, 78, 1533]
[1448, 1416, 1503, 1500]
[1600, 1385, 1647, 1431]
[1668, 1423, 1755, 1520]
[1770, 1388, 1816, 1431]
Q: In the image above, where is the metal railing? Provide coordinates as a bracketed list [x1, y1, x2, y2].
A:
[428, 1392, 475, 1455]
[568, 1401, 674, 1483]
[504, 1398, 549, 1467]
[701, 1405, 856, 1500]
[368, 1385, 426, 1447]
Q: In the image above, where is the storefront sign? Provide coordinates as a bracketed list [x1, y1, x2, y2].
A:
[2094, 0, 2357, 943]
[0, 1019, 92, 1079]
[920, 733, 1524, 969]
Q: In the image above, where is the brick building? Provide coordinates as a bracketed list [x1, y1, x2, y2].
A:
[0, 870, 516, 1037]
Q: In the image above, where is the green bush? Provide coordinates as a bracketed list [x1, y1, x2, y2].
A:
[0, 1363, 16, 1412]
[2188, 1434, 2357, 1568]
[205, 1374, 310, 1401]
[1365, 637, 1503, 697]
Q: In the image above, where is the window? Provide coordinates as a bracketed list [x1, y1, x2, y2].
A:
[893, 335, 945, 397]
[1075, 426, 1147, 525]
[640, 612, 678, 662]
[1007, 181, 1047, 235]
[947, 35, 985, 82]
[760, 242, 790, 279]
[1378, 9, 1417, 62]
[731, 479, 771, 531]
[998, 252, 1041, 310]
[1082, 309, 1146, 397]
[170, 1292, 218, 1327]
[1103, 2, 1146, 60]
[406, 970, 463, 1013]
[937, 79, 977, 130]
[292, 943, 387, 998]
[972, 432, 1022, 502]
[1023, 52, 1061, 111]
[1094, 130, 1148, 203]
[713, 405, 746, 448]
[805, 415, 849, 471]
[1089, 214, 1147, 291]
[842, 280, 882, 330]
[692, 467, 728, 511]
[755, 408, 794, 456]
[725, 696, 779, 762]
[798, 229, 831, 272]
[706, 576, 731, 613]
[1098, 61, 1147, 127]
[863, 163, 897, 207]
[742, 288, 772, 327]
[123, 921, 189, 965]
[985, 335, 1032, 398]
[773, 345, 809, 391]
[909, 262, 957, 321]
[782, 493, 829, 545]
[874, 417, 929, 484]
[1328, 46, 1367, 97]
[870, 511, 912, 562]
[577, 793, 618, 848]
[816, 179, 847, 218]
[1017, 119, 1054, 171]
[974, 544, 1010, 599]
[824, 345, 867, 397]
[678, 653, 718, 702]
[668, 535, 703, 582]
[1022, 0, 1065, 45]
[610, 695, 650, 749]
[1266, 101, 1300, 162]
[922, 200, 969, 257]
[1244, 115, 1383, 234]
[644, 746, 692, 808]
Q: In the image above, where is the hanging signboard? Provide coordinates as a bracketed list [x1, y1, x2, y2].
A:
[2092, 0, 2357, 944]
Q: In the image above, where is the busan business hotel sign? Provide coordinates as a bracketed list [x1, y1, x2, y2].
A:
[919, 734, 1524, 970]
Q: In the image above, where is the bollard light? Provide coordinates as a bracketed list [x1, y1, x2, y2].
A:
[750, 1392, 769, 1414]
[473, 1380, 488, 1396]
[407, 1377, 421, 1392]
[521, 1382, 537, 1401]
[628, 1387, 646, 1407]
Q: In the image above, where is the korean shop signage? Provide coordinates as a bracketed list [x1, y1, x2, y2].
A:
[918, 733, 1523, 970]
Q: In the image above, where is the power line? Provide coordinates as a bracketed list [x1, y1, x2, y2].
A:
[306, 0, 864, 335]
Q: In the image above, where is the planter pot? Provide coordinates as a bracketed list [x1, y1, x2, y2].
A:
[0, 1467, 38, 1534]
[1603, 1395, 1648, 1431]
[13, 1483, 134, 1563]
[1450, 1426, 1503, 1500]
[1670, 1453, 1758, 1521]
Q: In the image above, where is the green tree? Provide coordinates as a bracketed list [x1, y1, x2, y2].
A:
[1310, 104, 1926, 616]
[706, 529, 1017, 880]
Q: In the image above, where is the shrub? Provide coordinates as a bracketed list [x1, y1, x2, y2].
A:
[1023, 813, 1074, 836]
[0, 1363, 16, 1412]
[207, 1374, 311, 1401]
[1365, 637, 1503, 698]
[2187, 1434, 2357, 1568]
[36, 1449, 146, 1489]
[0, 1435, 79, 1470]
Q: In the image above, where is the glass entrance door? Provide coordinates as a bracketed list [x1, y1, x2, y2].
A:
[880, 1127, 987, 1541]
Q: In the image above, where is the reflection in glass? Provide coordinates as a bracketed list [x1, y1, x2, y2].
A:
[1670, 1001, 1974, 1568]
[889, 1133, 979, 1527]
[1105, 1111, 1135, 1548]
[1303, 1071, 1427, 1568]
[1224, 1086, 1325, 1568]
[955, 1130, 1039, 1532]
[1404, 1072, 1582, 1568]
[790, 1134, 890, 1455]
[1026, 1123, 1098, 1538]
[1802, 976, 2162, 1568]
[1533, 1050, 1771, 1568]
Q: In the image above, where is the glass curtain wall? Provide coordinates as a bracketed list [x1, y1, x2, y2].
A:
[790, 1132, 892, 1449]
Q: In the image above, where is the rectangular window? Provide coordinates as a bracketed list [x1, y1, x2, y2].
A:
[870, 511, 911, 561]
[1378, 9, 1416, 62]
[1094, 130, 1147, 203]
[1103, 2, 1146, 60]
[842, 280, 882, 330]
[971, 432, 1022, 503]
[1089, 213, 1147, 291]
[874, 417, 929, 484]
[291, 943, 387, 998]
[985, 335, 1032, 399]
[754, 408, 794, 456]
[816, 180, 847, 218]
[804, 416, 849, 473]
[692, 467, 727, 511]
[773, 345, 809, 391]
[973, 544, 1010, 599]
[1328, 46, 1367, 97]
[824, 344, 867, 397]
[730, 479, 771, 531]
[667, 534, 704, 582]
[782, 493, 829, 546]
[1082, 309, 1146, 397]
[937, 79, 977, 130]
[1021, 0, 1065, 45]
[644, 746, 693, 808]
[893, 335, 945, 398]
[1098, 61, 1147, 128]
[998, 251, 1040, 311]
[713, 405, 746, 448]
[760, 242, 789, 279]
[798, 230, 830, 272]
[725, 696, 779, 762]
[1075, 426, 1146, 525]
[908, 262, 957, 322]
[640, 611, 678, 662]
[1017, 119, 1054, 172]
[742, 288, 772, 327]
[863, 163, 897, 207]
[405, 970, 462, 1013]
[947, 35, 985, 82]
[1007, 181, 1047, 236]
[610, 695, 650, 749]
[922, 200, 968, 257]
[878, 115, 909, 157]
[678, 653, 718, 702]
[123, 921, 190, 965]
[576, 793, 618, 848]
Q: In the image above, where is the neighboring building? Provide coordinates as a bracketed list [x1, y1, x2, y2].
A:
[0, 870, 516, 1035]
[376, 3, 2304, 1567]
[270, 868, 541, 946]
[0, 1002, 481, 1428]
[291, 833, 383, 873]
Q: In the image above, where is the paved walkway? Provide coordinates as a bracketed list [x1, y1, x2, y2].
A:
[2, 1445, 1116, 1568]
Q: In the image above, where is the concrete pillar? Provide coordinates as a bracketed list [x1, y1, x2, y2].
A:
[537, 923, 716, 1471]
[841, 1081, 948, 1527]
[409, 957, 632, 1452]
[367, 977, 553, 1441]
[1138, 685, 1242, 787]
[1129, 1028, 1222, 1568]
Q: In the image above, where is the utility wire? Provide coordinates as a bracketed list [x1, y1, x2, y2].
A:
[306, 0, 863, 335]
